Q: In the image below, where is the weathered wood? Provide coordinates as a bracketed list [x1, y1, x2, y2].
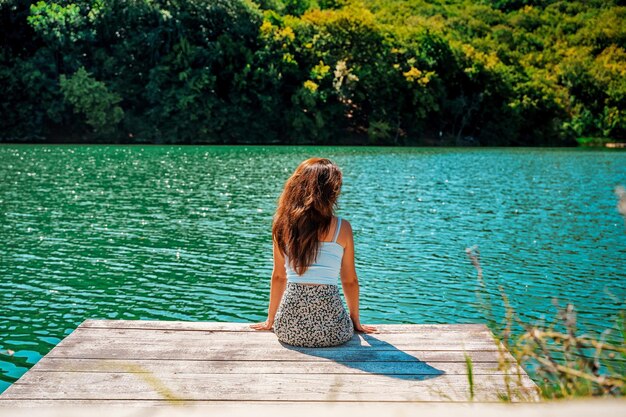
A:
[0, 399, 436, 407]
[78, 320, 490, 333]
[69, 327, 494, 341]
[28, 358, 524, 376]
[0, 399, 482, 408]
[47, 345, 515, 362]
[49, 336, 499, 352]
[0, 321, 539, 404]
[1, 372, 537, 402]
[49, 326, 503, 353]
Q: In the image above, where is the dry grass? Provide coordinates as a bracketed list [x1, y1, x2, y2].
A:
[505, 301, 626, 399]
[465, 256, 625, 400]
[463, 185, 626, 401]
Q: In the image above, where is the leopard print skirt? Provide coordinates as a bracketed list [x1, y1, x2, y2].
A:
[273, 282, 354, 347]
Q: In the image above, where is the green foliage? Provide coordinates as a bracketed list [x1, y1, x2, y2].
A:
[575, 136, 613, 147]
[27, 1, 85, 44]
[0, 0, 624, 144]
[59, 67, 123, 133]
[367, 119, 394, 144]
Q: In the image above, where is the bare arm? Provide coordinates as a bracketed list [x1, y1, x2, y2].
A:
[340, 220, 376, 333]
[266, 238, 288, 322]
[250, 239, 287, 330]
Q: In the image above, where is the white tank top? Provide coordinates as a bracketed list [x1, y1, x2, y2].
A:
[285, 217, 344, 285]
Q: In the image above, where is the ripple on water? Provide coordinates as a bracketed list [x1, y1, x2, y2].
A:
[1, 146, 625, 392]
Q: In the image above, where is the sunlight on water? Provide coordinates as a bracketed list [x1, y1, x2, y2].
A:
[0, 145, 625, 392]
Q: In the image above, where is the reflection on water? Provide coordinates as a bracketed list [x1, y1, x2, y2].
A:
[0, 145, 625, 392]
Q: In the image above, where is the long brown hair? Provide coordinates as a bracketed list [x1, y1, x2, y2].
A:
[272, 158, 343, 275]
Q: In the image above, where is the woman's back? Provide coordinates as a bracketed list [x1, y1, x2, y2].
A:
[284, 217, 343, 286]
[250, 157, 376, 345]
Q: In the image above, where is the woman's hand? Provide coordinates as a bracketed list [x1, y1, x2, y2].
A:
[250, 319, 274, 331]
[353, 321, 377, 334]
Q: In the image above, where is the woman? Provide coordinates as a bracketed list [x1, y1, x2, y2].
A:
[250, 157, 376, 347]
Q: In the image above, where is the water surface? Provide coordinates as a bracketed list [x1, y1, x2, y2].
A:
[1, 145, 625, 392]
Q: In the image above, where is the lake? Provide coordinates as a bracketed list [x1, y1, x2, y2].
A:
[1, 145, 625, 392]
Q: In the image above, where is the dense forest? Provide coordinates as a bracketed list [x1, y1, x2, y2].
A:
[1, 0, 625, 145]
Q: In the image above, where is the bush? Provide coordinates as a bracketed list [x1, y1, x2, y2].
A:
[59, 67, 123, 134]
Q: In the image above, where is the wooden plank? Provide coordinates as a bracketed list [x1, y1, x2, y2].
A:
[50, 327, 501, 350]
[46, 324, 518, 363]
[46, 344, 517, 362]
[78, 320, 490, 334]
[69, 327, 494, 341]
[0, 372, 538, 402]
[0, 399, 398, 407]
[46, 326, 519, 362]
[49, 336, 498, 352]
[27, 358, 526, 376]
[0, 399, 543, 408]
[0, 320, 539, 404]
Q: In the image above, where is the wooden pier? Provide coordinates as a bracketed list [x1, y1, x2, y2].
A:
[0, 320, 539, 406]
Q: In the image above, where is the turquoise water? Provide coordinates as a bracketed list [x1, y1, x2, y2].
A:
[1, 145, 625, 392]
